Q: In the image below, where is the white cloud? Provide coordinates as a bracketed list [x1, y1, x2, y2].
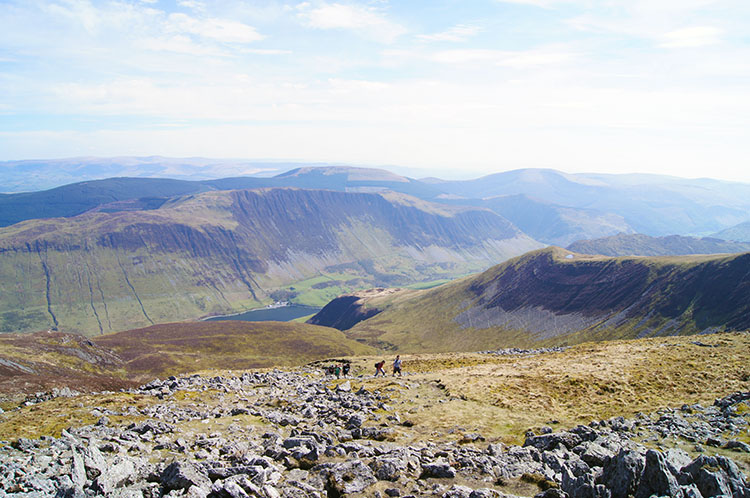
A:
[137, 34, 227, 56]
[659, 26, 723, 48]
[431, 48, 576, 67]
[167, 13, 264, 44]
[240, 48, 293, 55]
[417, 24, 482, 43]
[493, 0, 584, 8]
[298, 2, 406, 43]
[178, 0, 206, 11]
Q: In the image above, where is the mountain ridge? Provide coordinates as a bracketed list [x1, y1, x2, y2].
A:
[345, 247, 750, 352]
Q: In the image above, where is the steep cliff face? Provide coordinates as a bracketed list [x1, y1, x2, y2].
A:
[0, 188, 541, 335]
[346, 248, 750, 352]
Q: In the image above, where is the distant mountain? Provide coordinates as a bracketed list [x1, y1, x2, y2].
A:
[434, 169, 750, 236]
[712, 221, 750, 242]
[4, 164, 750, 243]
[479, 195, 633, 246]
[567, 233, 750, 257]
[0, 156, 292, 192]
[0, 188, 540, 335]
[0, 166, 443, 228]
[345, 247, 750, 352]
[0, 177, 212, 227]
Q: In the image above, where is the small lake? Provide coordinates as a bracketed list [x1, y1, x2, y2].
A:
[204, 304, 321, 323]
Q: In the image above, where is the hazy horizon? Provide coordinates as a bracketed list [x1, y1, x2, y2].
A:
[2, 1, 750, 182]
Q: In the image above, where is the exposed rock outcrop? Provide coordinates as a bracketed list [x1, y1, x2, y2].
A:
[0, 367, 747, 497]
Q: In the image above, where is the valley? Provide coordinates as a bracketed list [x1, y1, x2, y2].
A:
[0, 187, 539, 336]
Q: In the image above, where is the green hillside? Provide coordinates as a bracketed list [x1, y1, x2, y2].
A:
[346, 247, 750, 352]
[0, 188, 540, 336]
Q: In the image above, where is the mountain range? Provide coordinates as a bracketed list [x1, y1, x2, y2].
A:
[0, 187, 538, 335]
[2, 159, 750, 337]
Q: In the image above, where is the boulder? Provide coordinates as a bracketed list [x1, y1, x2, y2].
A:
[634, 450, 681, 498]
[679, 455, 749, 498]
[161, 460, 211, 492]
[598, 449, 645, 498]
[420, 462, 456, 479]
[370, 457, 407, 481]
[525, 432, 582, 452]
[323, 460, 377, 495]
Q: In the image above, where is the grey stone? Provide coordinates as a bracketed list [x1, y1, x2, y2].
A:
[323, 460, 377, 495]
[161, 460, 211, 492]
[442, 485, 473, 498]
[634, 450, 680, 498]
[525, 432, 582, 452]
[679, 455, 748, 498]
[420, 462, 456, 479]
[579, 443, 614, 468]
[92, 456, 141, 495]
[598, 449, 645, 498]
[469, 489, 504, 498]
[346, 414, 365, 429]
[725, 440, 750, 453]
[370, 457, 406, 481]
[83, 443, 107, 480]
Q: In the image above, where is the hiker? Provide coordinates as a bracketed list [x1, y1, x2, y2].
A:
[374, 360, 386, 377]
[393, 355, 402, 377]
[334, 364, 341, 378]
[342, 363, 350, 376]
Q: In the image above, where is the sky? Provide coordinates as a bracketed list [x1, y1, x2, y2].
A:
[1, 0, 749, 181]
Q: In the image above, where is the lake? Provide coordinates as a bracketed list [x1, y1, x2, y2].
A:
[204, 304, 321, 323]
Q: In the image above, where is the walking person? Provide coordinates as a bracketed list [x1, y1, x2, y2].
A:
[392, 355, 402, 377]
[374, 360, 386, 377]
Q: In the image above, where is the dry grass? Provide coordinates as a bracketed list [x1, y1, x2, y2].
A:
[1, 331, 747, 470]
[356, 332, 750, 445]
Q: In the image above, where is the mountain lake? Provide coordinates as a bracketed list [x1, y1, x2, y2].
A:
[204, 304, 321, 322]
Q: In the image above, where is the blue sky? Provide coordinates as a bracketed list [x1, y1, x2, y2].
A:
[1, 0, 749, 180]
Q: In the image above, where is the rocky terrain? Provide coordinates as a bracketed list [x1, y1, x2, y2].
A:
[0, 362, 748, 498]
[0, 369, 750, 498]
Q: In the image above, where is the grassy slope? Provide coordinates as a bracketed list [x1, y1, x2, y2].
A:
[0, 321, 376, 409]
[93, 321, 377, 378]
[2, 332, 747, 475]
[347, 247, 750, 352]
[373, 333, 750, 453]
[0, 188, 540, 336]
